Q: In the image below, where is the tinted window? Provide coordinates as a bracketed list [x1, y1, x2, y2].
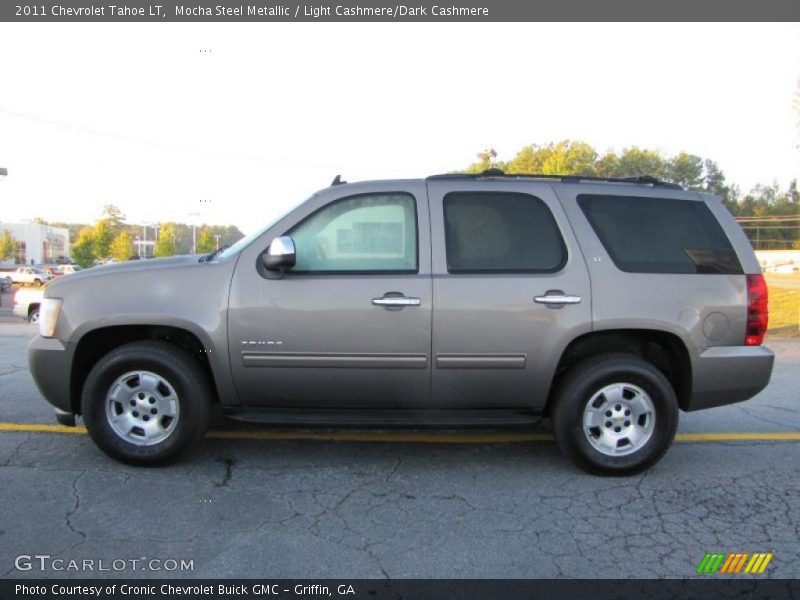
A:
[443, 192, 566, 273]
[289, 193, 417, 273]
[578, 194, 742, 274]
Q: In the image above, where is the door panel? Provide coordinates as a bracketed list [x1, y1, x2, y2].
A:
[427, 180, 592, 409]
[228, 181, 432, 409]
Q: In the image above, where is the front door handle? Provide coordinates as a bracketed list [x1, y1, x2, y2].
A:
[372, 296, 421, 307]
[534, 293, 581, 306]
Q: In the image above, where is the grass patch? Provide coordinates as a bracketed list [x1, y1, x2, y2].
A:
[766, 278, 800, 338]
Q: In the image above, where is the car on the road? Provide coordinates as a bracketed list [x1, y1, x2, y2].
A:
[27, 171, 774, 474]
[13, 282, 48, 323]
[0, 275, 10, 292]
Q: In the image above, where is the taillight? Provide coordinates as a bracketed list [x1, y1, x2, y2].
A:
[745, 274, 768, 346]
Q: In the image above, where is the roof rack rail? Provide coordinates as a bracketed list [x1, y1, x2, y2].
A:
[427, 169, 684, 190]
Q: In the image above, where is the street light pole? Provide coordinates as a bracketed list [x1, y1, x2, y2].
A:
[214, 234, 221, 250]
[188, 213, 200, 254]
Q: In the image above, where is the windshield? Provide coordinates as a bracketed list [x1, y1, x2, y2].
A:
[217, 201, 305, 260]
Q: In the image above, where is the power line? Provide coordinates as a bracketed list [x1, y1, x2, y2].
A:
[0, 107, 414, 173]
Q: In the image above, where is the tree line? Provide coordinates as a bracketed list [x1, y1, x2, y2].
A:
[468, 141, 799, 250]
[51, 206, 245, 267]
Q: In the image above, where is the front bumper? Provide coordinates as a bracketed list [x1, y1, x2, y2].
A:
[28, 335, 74, 415]
[686, 345, 775, 411]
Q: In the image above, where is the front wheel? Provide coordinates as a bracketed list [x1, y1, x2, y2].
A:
[81, 341, 212, 465]
[28, 308, 40, 323]
[551, 353, 679, 476]
[32, 279, 42, 287]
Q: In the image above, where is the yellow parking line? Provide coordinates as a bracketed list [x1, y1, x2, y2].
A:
[2, 422, 800, 444]
[0, 423, 88, 435]
[676, 432, 800, 442]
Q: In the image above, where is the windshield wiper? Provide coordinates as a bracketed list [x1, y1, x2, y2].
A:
[199, 245, 230, 263]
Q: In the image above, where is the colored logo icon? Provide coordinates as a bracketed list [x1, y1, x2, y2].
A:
[697, 552, 773, 574]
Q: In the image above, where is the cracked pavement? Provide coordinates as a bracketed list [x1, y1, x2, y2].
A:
[0, 320, 799, 579]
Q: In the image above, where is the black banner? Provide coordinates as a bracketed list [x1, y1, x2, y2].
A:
[4, 580, 800, 600]
[3, 0, 800, 22]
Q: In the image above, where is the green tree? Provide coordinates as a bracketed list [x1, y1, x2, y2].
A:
[615, 147, 668, 179]
[72, 227, 96, 268]
[93, 220, 113, 259]
[101, 205, 126, 233]
[703, 159, 735, 205]
[155, 223, 178, 257]
[668, 153, 704, 189]
[196, 228, 216, 253]
[507, 140, 597, 176]
[109, 231, 133, 262]
[595, 151, 621, 177]
[0, 229, 16, 261]
[464, 148, 504, 174]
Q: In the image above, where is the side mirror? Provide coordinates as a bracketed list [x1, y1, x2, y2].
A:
[262, 236, 296, 271]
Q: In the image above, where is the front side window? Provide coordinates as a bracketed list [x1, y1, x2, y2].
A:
[443, 191, 566, 273]
[289, 193, 418, 273]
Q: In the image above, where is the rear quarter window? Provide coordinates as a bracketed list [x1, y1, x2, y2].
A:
[577, 194, 743, 274]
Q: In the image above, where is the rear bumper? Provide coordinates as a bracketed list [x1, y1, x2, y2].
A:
[28, 335, 74, 415]
[686, 345, 774, 411]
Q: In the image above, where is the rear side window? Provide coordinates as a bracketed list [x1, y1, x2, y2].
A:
[443, 192, 566, 273]
[578, 194, 742, 274]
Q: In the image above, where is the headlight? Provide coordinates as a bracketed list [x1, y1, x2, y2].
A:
[39, 298, 63, 338]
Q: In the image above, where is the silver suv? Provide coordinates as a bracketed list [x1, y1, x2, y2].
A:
[28, 171, 774, 474]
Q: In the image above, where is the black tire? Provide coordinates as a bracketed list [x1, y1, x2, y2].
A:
[81, 341, 211, 466]
[28, 307, 40, 324]
[551, 353, 679, 476]
[32, 279, 42, 287]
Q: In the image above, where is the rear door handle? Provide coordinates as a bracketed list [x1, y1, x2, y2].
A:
[372, 297, 421, 307]
[534, 293, 581, 306]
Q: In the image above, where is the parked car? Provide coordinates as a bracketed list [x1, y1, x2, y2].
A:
[28, 171, 773, 474]
[5, 267, 52, 287]
[39, 266, 61, 279]
[58, 264, 83, 276]
[39, 264, 83, 278]
[13, 282, 48, 323]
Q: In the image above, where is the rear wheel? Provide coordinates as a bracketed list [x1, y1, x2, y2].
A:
[28, 307, 40, 323]
[32, 279, 42, 287]
[81, 341, 211, 465]
[551, 353, 679, 476]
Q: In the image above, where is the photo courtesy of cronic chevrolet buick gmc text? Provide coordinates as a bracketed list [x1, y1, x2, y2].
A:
[27, 171, 774, 475]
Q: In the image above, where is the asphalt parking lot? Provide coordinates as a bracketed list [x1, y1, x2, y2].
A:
[1, 304, 799, 579]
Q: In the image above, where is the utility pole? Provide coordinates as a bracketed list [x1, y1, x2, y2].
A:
[214, 234, 221, 250]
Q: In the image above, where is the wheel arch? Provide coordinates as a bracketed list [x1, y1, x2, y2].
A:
[69, 324, 222, 415]
[545, 329, 692, 415]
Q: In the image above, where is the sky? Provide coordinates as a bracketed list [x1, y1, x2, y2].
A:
[0, 22, 799, 234]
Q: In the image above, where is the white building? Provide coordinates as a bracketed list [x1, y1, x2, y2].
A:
[0, 222, 71, 265]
